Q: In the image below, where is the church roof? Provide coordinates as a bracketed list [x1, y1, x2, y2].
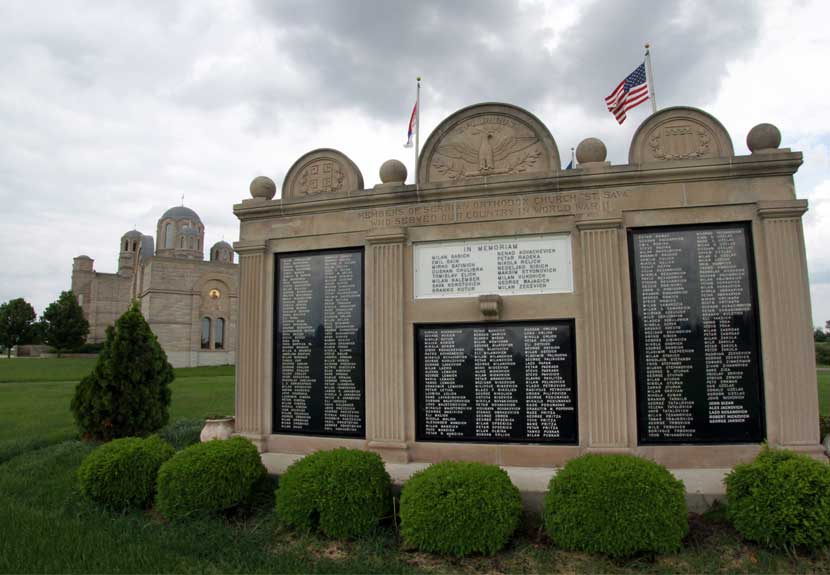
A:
[160, 205, 202, 223]
[211, 240, 232, 249]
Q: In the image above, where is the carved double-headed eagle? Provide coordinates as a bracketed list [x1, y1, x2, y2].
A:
[436, 129, 539, 174]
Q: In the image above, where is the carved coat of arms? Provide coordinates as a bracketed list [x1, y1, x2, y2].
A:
[296, 160, 346, 196]
[647, 124, 713, 161]
[431, 123, 543, 180]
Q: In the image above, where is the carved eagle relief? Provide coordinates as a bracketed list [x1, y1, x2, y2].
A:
[433, 128, 541, 179]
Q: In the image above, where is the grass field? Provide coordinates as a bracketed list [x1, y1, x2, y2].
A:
[0, 358, 233, 463]
[1, 358, 828, 573]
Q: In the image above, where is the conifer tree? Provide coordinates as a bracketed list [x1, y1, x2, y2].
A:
[71, 302, 173, 441]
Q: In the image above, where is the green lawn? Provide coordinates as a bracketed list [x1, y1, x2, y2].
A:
[0, 357, 98, 382]
[819, 371, 829, 417]
[0, 358, 234, 464]
[0, 358, 828, 573]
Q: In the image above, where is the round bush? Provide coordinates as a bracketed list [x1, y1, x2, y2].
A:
[543, 454, 688, 558]
[275, 448, 392, 539]
[77, 436, 174, 511]
[399, 461, 522, 556]
[155, 436, 266, 519]
[725, 446, 830, 551]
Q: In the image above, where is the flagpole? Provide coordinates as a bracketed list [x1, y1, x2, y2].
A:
[415, 76, 421, 195]
[644, 43, 657, 113]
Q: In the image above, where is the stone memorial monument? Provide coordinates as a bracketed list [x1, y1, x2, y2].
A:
[232, 103, 821, 493]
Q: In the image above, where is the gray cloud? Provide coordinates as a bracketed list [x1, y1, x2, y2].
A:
[247, 0, 762, 124]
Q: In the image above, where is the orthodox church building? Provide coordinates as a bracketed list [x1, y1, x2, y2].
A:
[71, 205, 238, 367]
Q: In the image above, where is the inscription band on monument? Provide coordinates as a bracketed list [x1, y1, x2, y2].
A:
[273, 247, 365, 438]
[414, 234, 573, 299]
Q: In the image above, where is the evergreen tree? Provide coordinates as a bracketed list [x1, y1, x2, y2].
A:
[0, 298, 37, 358]
[71, 302, 173, 441]
[41, 291, 89, 354]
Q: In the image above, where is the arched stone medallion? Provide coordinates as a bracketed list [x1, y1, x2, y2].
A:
[419, 103, 560, 185]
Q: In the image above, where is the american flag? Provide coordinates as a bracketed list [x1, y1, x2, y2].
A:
[605, 62, 649, 124]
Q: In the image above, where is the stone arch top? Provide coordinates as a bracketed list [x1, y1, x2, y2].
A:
[282, 148, 364, 200]
[628, 106, 734, 164]
[419, 103, 560, 186]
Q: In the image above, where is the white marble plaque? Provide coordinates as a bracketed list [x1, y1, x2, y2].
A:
[414, 234, 573, 299]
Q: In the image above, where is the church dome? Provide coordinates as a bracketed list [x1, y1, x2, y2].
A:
[160, 206, 202, 223]
[156, 204, 205, 260]
[123, 229, 143, 239]
[210, 240, 234, 264]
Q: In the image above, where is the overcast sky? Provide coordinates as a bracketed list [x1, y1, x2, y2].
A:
[1, 0, 828, 327]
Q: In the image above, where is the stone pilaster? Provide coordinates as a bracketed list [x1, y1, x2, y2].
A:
[234, 242, 267, 450]
[758, 200, 820, 449]
[577, 218, 630, 449]
[365, 228, 409, 462]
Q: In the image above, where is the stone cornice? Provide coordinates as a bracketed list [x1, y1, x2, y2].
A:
[366, 227, 407, 244]
[233, 241, 268, 255]
[234, 152, 803, 223]
[757, 199, 809, 219]
[575, 217, 624, 231]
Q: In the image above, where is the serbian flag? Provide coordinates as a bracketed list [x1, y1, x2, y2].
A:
[605, 62, 649, 124]
[404, 100, 417, 148]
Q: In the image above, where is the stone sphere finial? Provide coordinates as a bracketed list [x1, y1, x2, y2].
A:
[747, 123, 781, 153]
[576, 137, 607, 164]
[249, 176, 276, 200]
[379, 159, 407, 184]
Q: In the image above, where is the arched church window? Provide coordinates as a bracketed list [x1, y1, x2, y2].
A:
[180, 237, 184, 249]
[188, 237, 194, 249]
[124, 239, 129, 251]
[201, 317, 211, 349]
[165, 223, 174, 249]
[215, 318, 225, 350]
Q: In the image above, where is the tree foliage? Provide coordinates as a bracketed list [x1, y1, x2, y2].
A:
[0, 298, 37, 357]
[71, 302, 173, 441]
[41, 291, 89, 353]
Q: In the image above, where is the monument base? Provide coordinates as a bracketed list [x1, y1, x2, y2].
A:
[260, 451, 738, 513]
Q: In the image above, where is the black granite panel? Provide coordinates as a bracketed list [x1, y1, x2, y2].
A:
[416, 320, 577, 444]
[274, 248, 365, 437]
[629, 223, 764, 444]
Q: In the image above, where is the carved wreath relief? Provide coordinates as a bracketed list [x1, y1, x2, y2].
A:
[647, 123, 713, 161]
[431, 115, 544, 181]
[296, 159, 346, 196]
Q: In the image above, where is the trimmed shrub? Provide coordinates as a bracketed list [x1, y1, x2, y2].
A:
[543, 454, 688, 558]
[157, 418, 203, 451]
[275, 448, 392, 539]
[725, 446, 830, 551]
[155, 437, 267, 519]
[71, 303, 173, 441]
[77, 436, 174, 510]
[399, 461, 522, 556]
